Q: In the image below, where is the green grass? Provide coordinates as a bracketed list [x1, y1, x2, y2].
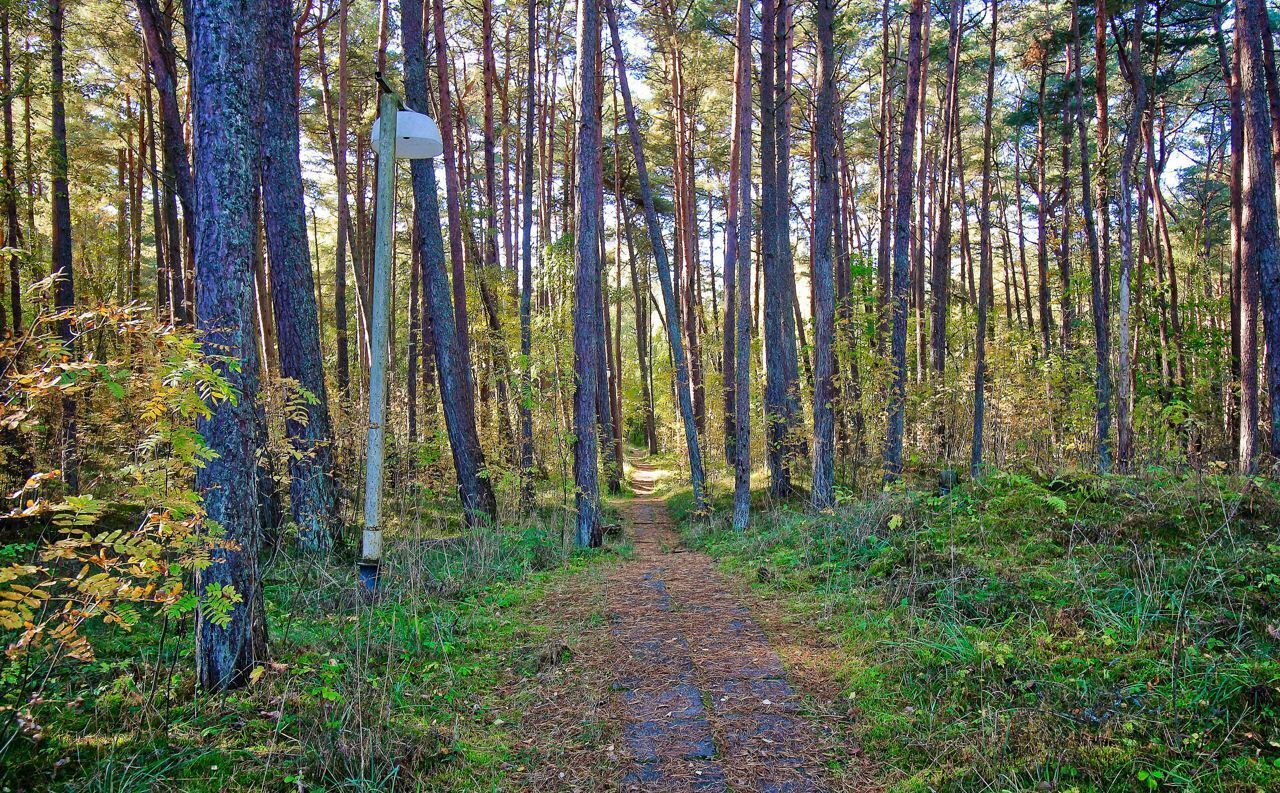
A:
[672, 470, 1280, 792]
[1, 502, 621, 792]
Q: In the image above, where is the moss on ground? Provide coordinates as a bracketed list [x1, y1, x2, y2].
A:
[672, 471, 1280, 792]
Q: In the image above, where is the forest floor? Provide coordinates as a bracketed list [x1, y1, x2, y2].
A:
[464, 456, 869, 791]
[9, 458, 1279, 791]
[598, 458, 866, 791]
[670, 469, 1280, 792]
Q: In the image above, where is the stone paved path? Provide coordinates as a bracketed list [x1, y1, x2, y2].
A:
[606, 460, 831, 792]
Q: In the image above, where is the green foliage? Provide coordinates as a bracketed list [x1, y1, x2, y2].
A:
[679, 474, 1280, 792]
[1, 436, 611, 791]
[198, 584, 241, 629]
[0, 300, 241, 756]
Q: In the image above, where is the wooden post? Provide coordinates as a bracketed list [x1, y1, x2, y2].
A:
[360, 90, 399, 593]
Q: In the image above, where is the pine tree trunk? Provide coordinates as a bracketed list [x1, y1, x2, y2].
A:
[251, 198, 279, 378]
[191, 0, 266, 690]
[116, 147, 128, 303]
[1116, 0, 1148, 471]
[317, 0, 352, 396]
[408, 222, 420, 443]
[433, 0, 473, 366]
[731, 0, 753, 531]
[930, 0, 961, 445]
[657, 0, 707, 440]
[913, 4, 930, 385]
[970, 0, 997, 478]
[571, 0, 604, 545]
[622, 196, 657, 455]
[1238, 0, 1280, 463]
[420, 253, 438, 423]
[50, 0, 77, 493]
[1214, 12, 1243, 458]
[482, 0, 500, 274]
[723, 70, 740, 466]
[519, 0, 537, 504]
[810, 0, 837, 509]
[144, 77, 169, 317]
[1014, 139, 1035, 337]
[21, 49, 32, 266]
[257, 0, 338, 551]
[883, 0, 924, 480]
[1073, 0, 1110, 473]
[761, 0, 802, 496]
[875, 0, 893, 349]
[2, 7, 21, 333]
[129, 111, 143, 302]
[1058, 48, 1074, 352]
[600, 260, 622, 494]
[1095, 0, 1114, 466]
[401, 0, 497, 526]
[605, 0, 705, 509]
[136, 0, 194, 267]
[1035, 57, 1053, 355]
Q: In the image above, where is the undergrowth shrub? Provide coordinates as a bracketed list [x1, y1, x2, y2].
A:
[0, 299, 237, 755]
[0, 295, 596, 791]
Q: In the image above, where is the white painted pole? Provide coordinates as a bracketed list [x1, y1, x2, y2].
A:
[359, 90, 399, 593]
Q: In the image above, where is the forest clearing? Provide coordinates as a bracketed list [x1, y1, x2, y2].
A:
[2, 0, 1280, 789]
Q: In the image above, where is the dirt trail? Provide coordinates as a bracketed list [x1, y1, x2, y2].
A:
[605, 459, 837, 792]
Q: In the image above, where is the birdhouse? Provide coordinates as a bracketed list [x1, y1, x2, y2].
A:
[370, 109, 444, 159]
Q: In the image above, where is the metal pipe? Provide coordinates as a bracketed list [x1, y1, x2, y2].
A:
[359, 90, 399, 594]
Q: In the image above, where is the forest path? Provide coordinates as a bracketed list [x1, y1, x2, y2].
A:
[603, 458, 840, 792]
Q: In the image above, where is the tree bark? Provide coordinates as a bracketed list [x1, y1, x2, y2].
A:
[731, 0, 753, 530]
[1074, 0, 1110, 473]
[408, 219, 420, 442]
[571, 0, 605, 545]
[2, 7, 21, 335]
[191, 0, 266, 690]
[605, 0, 706, 510]
[401, 0, 497, 526]
[623, 196, 656, 455]
[761, 0, 803, 496]
[1035, 55, 1053, 355]
[1058, 42, 1075, 352]
[315, 0, 352, 396]
[1214, 11, 1244, 458]
[930, 0, 960, 381]
[135, 0, 195, 273]
[433, 0, 473, 365]
[970, 0, 997, 477]
[875, 0, 893, 349]
[1238, 0, 1280, 464]
[1116, 0, 1148, 471]
[519, 0, 537, 504]
[50, 0, 77, 493]
[913, 2, 930, 384]
[116, 147, 128, 303]
[482, 0, 500, 274]
[1093, 0, 1114, 470]
[144, 85, 169, 318]
[810, 0, 837, 509]
[258, 0, 337, 551]
[1014, 138, 1035, 337]
[723, 67, 740, 466]
[883, 0, 924, 480]
[600, 249, 622, 494]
